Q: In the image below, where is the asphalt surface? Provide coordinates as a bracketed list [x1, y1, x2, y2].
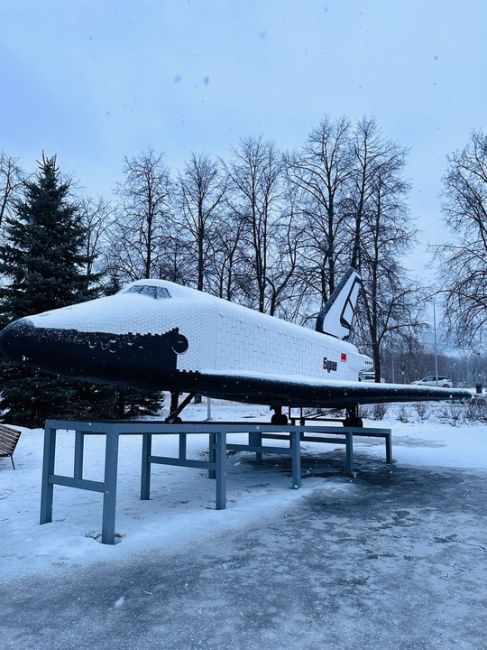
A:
[2, 452, 487, 649]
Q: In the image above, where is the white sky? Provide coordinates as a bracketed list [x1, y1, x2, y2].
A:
[1, 0, 486, 280]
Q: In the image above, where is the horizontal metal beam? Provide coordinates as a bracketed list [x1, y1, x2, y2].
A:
[49, 474, 105, 493]
[297, 426, 390, 435]
[45, 419, 391, 436]
[301, 436, 349, 444]
[259, 432, 388, 443]
[258, 433, 347, 444]
[347, 431, 391, 438]
[226, 443, 297, 455]
[149, 455, 213, 470]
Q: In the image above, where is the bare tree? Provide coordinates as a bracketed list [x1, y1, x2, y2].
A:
[347, 117, 397, 270]
[155, 235, 188, 285]
[265, 188, 305, 318]
[356, 145, 424, 381]
[175, 153, 227, 290]
[111, 150, 172, 282]
[225, 137, 286, 312]
[286, 116, 352, 305]
[382, 344, 487, 386]
[209, 207, 245, 301]
[0, 153, 23, 231]
[78, 197, 115, 289]
[439, 131, 487, 347]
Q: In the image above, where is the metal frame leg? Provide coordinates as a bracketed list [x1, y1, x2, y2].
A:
[10, 455, 15, 470]
[385, 432, 392, 464]
[291, 430, 301, 489]
[249, 432, 262, 464]
[179, 433, 187, 460]
[256, 432, 262, 464]
[345, 431, 354, 476]
[74, 430, 84, 479]
[140, 433, 152, 500]
[208, 433, 216, 479]
[102, 431, 119, 544]
[215, 432, 226, 509]
[40, 427, 57, 524]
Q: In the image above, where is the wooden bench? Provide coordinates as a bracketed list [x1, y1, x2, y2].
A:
[0, 424, 21, 469]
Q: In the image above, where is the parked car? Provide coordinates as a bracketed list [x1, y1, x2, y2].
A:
[411, 375, 453, 388]
[359, 370, 385, 383]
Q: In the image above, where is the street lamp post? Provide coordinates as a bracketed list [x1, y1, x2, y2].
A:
[433, 299, 439, 387]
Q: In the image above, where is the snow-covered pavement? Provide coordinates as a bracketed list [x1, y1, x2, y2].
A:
[1, 401, 486, 649]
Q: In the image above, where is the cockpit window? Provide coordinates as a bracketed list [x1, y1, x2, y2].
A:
[125, 285, 171, 299]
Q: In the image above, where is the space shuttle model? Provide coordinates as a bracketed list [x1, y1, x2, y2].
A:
[0, 268, 470, 424]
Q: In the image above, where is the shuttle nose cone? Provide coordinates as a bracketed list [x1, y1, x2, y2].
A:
[0, 319, 37, 363]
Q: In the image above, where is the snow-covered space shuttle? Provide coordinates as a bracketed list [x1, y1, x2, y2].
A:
[0, 269, 470, 422]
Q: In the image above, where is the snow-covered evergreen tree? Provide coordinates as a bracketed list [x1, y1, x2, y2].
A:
[0, 154, 115, 426]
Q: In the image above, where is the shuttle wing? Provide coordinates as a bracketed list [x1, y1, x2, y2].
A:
[201, 370, 471, 408]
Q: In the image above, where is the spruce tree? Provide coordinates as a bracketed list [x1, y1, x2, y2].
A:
[0, 154, 115, 426]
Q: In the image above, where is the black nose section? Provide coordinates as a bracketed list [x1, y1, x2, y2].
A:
[0, 319, 37, 363]
[0, 320, 190, 389]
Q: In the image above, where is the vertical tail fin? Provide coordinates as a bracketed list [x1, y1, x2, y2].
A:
[316, 268, 361, 340]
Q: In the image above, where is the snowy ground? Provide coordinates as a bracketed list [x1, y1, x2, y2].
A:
[1, 399, 486, 649]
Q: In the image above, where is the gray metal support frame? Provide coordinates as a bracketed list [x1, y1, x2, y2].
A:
[290, 430, 301, 489]
[40, 427, 56, 524]
[40, 419, 392, 545]
[208, 433, 216, 479]
[102, 431, 119, 544]
[249, 432, 262, 464]
[345, 431, 354, 476]
[179, 433, 187, 460]
[215, 432, 226, 509]
[145, 430, 225, 509]
[141, 433, 152, 500]
[385, 432, 392, 464]
[74, 430, 84, 480]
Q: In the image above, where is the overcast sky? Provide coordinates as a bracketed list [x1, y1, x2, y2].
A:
[1, 0, 486, 280]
